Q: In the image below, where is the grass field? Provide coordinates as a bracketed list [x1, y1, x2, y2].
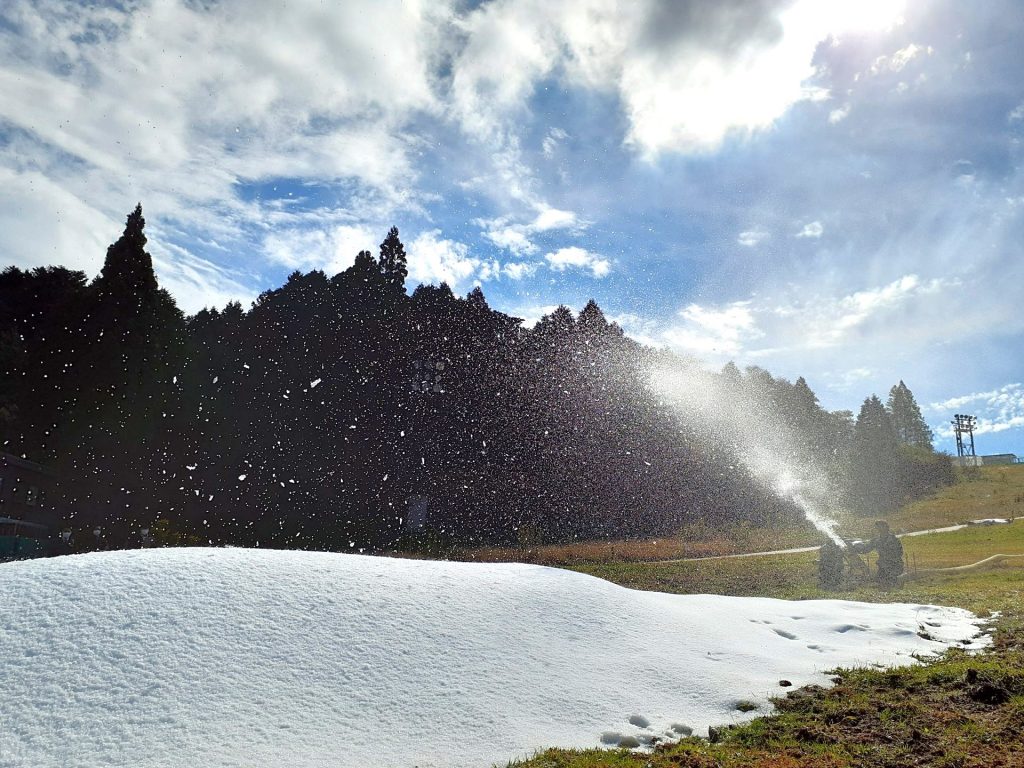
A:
[506, 464, 1024, 767]
[879, 465, 1024, 532]
[463, 465, 1024, 568]
[568, 519, 1024, 601]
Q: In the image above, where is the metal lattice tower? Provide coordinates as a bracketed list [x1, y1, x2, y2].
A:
[952, 414, 977, 462]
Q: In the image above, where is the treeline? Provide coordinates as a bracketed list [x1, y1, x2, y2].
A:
[0, 206, 951, 553]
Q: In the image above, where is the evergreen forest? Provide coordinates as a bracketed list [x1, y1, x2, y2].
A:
[0, 207, 953, 552]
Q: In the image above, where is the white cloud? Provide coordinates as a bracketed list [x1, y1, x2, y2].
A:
[503, 261, 540, 280]
[773, 275, 960, 350]
[796, 220, 824, 238]
[262, 224, 515, 292]
[406, 230, 484, 290]
[662, 302, 763, 357]
[930, 384, 1024, 439]
[1009, 104, 1024, 122]
[450, 0, 908, 158]
[478, 205, 586, 256]
[543, 246, 611, 278]
[154, 243, 258, 314]
[621, 274, 962, 370]
[0, 166, 115, 276]
[0, 0, 447, 308]
[262, 224, 379, 276]
[828, 103, 851, 124]
[480, 222, 538, 256]
[738, 230, 769, 247]
[509, 303, 563, 328]
[870, 43, 930, 75]
[542, 127, 568, 157]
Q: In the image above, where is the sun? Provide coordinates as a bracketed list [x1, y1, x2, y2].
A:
[820, 0, 907, 34]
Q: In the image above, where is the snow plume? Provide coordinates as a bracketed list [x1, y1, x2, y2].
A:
[648, 364, 845, 545]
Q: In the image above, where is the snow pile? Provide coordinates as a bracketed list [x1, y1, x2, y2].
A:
[0, 548, 988, 768]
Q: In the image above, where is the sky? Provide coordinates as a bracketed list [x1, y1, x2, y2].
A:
[0, 0, 1022, 454]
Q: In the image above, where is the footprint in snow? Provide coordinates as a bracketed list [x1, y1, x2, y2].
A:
[835, 624, 868, 633]
[773, 628, 798, 640]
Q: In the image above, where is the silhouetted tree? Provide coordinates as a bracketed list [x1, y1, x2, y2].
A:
[2, 217, 953, 554]
[378, 227, 408, 291]
[847, 395, 900, 515]
[887, 380, 933, 450]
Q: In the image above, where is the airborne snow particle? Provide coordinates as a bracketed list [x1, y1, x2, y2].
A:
[238, 474, 247, 481]
[310, 379, 322, 388]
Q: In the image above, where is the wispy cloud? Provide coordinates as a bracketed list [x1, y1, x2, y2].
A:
[870, 43, 930, 75]
[738, 230, 769, 247]
[795, 220, 824, 238]
[930, 384, 1024, 439]
[828, 103, 851, 124]
[478, 205, 587, 256]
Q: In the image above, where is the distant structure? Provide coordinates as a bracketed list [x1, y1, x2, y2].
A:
[979, 453, 1017, 465]
[968, 453, 1018, 466]
[0, 452, 61, 528]
[951, 414, 979, 467]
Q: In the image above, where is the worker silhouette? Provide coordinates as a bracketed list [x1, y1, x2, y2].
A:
[851, 520, 904, 588]
[818, 538, 845, 590]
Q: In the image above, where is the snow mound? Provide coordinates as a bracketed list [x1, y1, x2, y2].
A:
[0, 548, 988, 767]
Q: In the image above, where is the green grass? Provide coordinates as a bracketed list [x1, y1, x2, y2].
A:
[568, 484, 1024, 602]
[505, 465, 1024, 768]
[850, 464, 1024, 533]
[466, 465, 1024, 569]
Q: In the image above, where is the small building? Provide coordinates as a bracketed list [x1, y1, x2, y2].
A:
[950, 456, 983, 468]
[979, 454, 1018, 465]
[0, 517, 50, 559]
[0, 452, 71, 531]
[950, 453, 1018, 467]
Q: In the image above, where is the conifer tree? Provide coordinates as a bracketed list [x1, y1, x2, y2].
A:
[95, 204, 158, 301]
[886, 380, 933, 450]
[351, 250, 378, 281]
[576, 299, 608, 334]
[721, 361, 742, 387]
[378, 226, 408, 291]
[847, 395, 900, 514]
[466, 286, 489, 311]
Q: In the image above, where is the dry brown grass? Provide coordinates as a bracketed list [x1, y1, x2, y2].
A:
[459, 522, 820, 566]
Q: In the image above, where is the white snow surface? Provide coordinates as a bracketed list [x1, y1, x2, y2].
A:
[0, 548, 989, 768]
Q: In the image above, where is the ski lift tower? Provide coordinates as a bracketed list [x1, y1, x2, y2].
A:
[952, 414, 978, 469]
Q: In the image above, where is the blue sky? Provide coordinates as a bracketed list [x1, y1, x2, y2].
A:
[1, 0, 1022, 455]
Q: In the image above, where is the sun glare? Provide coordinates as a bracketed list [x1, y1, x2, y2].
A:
[807, 0, 907, 35]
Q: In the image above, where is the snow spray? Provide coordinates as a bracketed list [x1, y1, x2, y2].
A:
[647, 365, 845, 545]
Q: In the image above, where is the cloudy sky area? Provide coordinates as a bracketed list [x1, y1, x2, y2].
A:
[1, 0, 1022, 454]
